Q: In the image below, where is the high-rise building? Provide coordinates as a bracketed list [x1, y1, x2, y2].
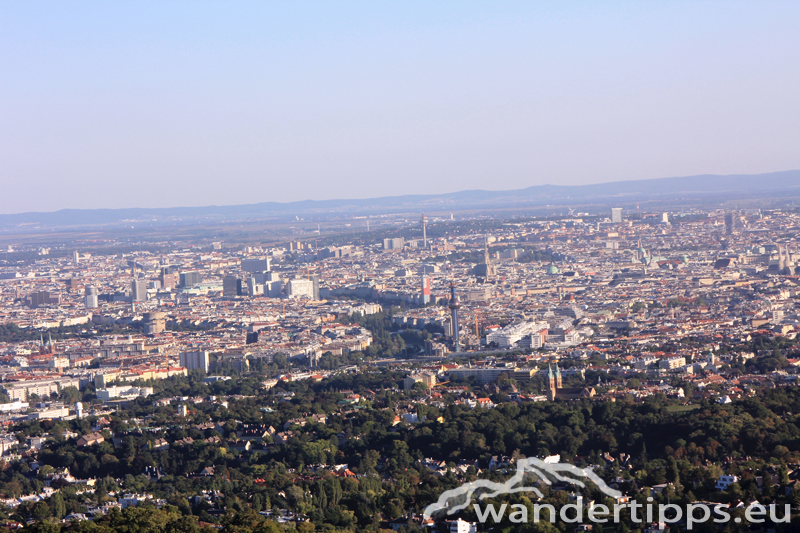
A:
[287, 279, 314, 299]
[159, 267, 178, 289]
[180, 351, 210, 373]
[421, 276, 431, 305]
[241, 258, 270, 273]
[661, 213, 669, 224]
[223, 276, 242, 297]
[179, 271, 202, 287]
[383, 237, 405, 251]
[611, 208, 623, 223]
[247, 277, 264, 296]
[84, 286, 99, 308]
[255, 271, 280, 283]
[159, 273, 176, 289]
[72, 251, 80, 264]
[131, 280, 147, 302]
[311, 274, 320, 300]
[266, 280, 283, 297]
[421, 214, 428, 248]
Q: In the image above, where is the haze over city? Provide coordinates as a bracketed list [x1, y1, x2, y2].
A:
[2, 1, 799, 213]
[3, 4, 800, 532]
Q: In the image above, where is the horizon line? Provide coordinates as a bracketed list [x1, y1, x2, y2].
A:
[3, 168, 798, 217]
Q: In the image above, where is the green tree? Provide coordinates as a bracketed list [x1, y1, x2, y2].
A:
[49, 492, 66, 520]
[32, 501, 51, 522]
[252, 493, 264, 512]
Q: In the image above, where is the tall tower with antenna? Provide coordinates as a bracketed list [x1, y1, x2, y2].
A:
[131, 260, 136, 314]
[484, 237, 495, 277]
[448, 283, 461, 352]
[421, 213, 428, 248]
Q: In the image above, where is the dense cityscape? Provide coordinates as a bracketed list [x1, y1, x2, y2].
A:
[0, 205, 798, 532]
[3, 1, 799, 531]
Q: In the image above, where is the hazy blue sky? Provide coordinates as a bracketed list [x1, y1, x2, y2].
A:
[2, 1, 799, 214]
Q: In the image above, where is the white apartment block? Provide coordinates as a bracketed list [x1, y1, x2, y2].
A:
[287, 279, 314, 299]
[180, 350, 210, 373]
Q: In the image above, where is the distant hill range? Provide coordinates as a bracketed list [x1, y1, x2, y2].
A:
[3, 170, 799, 230]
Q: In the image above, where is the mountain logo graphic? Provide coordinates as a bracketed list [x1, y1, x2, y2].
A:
[423, 457, 622, 520]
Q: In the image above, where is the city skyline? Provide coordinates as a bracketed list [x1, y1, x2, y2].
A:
[0, 169, 798, 225]
[3, 3, 800, 531]
[1, 178, 800, 531]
